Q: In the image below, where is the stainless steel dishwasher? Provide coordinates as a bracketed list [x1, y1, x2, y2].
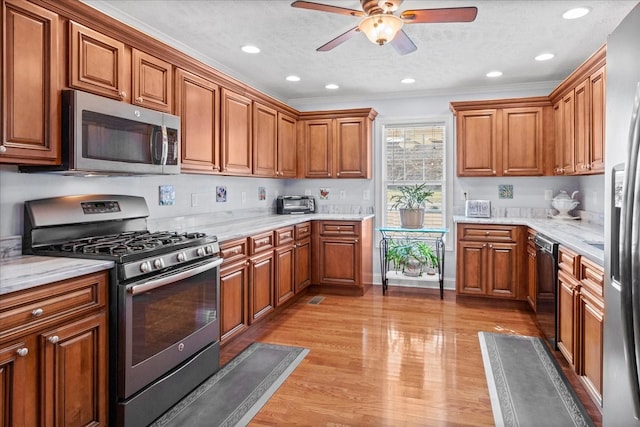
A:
[534, 232, 560, 350]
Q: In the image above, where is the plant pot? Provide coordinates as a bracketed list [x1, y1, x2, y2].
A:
[399, 208, 425, 229]
[403, 258, 423, 277]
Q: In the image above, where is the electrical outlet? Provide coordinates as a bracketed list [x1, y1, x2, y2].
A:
[191, 193, 199, 207]
[241, 192, 246, 203]
[363, 190, 370, 200]
[544, 189, 553, 201]
[304, 189, 311, 196]
[339, 190, 346, 199]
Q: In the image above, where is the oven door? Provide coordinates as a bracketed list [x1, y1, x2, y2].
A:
[117, 256, 222, 399]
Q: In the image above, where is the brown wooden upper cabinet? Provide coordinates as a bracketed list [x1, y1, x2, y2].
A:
[221, 88, 252, 175]
[69, 21, 173, 112]
[298, 109, 377, 179]
[1, 0, 60, 165]
[174, 69, 220, 174]
[252, 102, 278, 177]
[450, 98, 553, 177]
[550, 45, 605, 175]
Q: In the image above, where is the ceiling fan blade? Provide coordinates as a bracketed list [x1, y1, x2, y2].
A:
[390, 29, 417, 55]
[317, 26, 360, 51]
[291, 1, 365, 17]
[401, 7, 478, 23]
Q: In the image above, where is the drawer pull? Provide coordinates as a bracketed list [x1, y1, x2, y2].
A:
[32, 308, 44, 317]
[16, 348, 28, 357]
[0, 145, 6, 153]
[489, 244, 493, 248]
[48, 336, 59, 344]
[485, 231, 490, 236]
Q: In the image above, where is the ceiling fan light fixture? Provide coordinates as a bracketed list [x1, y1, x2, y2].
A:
[358, 13, 404, 46]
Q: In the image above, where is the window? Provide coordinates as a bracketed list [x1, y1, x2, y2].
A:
[383, 122, 446, 228]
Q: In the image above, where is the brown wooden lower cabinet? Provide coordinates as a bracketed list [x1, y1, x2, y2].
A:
[275, 226, 296, 307]
[294, 222, 312, 293]
[556, 245, 604, 406]
[0, 271, 109, 426]
[455, 223, 524, 299]
[219, 239, 250, 343]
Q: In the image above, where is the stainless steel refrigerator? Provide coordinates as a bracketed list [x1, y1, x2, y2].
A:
[604, 3, 640, 426]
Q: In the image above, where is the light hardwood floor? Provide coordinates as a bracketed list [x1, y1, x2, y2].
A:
[220, 286, 602, 426]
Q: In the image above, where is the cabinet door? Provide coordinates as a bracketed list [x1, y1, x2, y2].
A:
[1, 0, 60, 164]
[0, 341, 27, 426]
[335, 117, 369, 178]
[456, 241, 486, 295]
[486, 242, 518, 298]
[317, 237, 359, 286]
[527, 244, 537, 311]
[277, 112, 297, 178]
[132, 49, 172, 112]
[302, 119, 333, 178]
[175, 69, 220, 173]
[574, 79, 589, 174]
[275, 244, 295, 306]
[294, 237, 312, 293]
[557, 270, 578, 367]
[69, 21, 129, 101]
[560, 91, 576, 174]
[502, 107, 544, 176]
[221, 89, 252, 175]
[249, 251, 274, 323]
[589, 66, 605, 173]
[456, 109, 498, 176]
[220, 261, 249, 342]
[553, 100, 564, 174]
[252, 102, 277, 177]
[579, 289, 604, 404]
[41, 312, 107, 427]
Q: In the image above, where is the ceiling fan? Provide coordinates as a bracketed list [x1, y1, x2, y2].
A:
[291, 0, 478, 55]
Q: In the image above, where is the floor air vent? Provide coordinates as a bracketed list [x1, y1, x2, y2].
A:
[308, 296, 324, 305]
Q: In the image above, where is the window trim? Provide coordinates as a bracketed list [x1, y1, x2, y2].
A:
[374, 115, 455, 251]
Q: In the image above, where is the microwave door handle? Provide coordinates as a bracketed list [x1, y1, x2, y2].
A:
[160, 125, 169, 165]
[150, 127, 162, 165]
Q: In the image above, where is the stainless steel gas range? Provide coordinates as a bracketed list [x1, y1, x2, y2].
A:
[23, 194, 222, 426]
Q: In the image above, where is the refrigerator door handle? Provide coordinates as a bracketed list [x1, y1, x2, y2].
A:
[621, 81, 640, 419]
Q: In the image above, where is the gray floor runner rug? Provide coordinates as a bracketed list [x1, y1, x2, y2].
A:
[150, 342, 309, 427]
[478, 332, 595, 427]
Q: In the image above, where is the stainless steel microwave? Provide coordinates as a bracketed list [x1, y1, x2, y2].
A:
[20, 90, 180, 175]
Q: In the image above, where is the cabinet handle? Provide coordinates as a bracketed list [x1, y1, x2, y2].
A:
[16, 348, 28, 357]
[489, 244, 493, 248]
[485, 231, 490, 236]
[492, 170, 496, 175]
[337, 172, 340, 176]
[32, 308, 44, 317]
[504, 170, 507, 174]
[119, 91, 127, 99]
[48, 336, 59, 344]
[136, 96, 143, 103]
[0, 145, 6, 153]
[482, 243, 487, 248]
[354, 239, 358, 243]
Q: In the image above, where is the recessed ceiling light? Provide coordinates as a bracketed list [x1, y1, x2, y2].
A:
[486, 71, 503, 78]
[562, 7, 591, 20]
[535, 53, 555, 61]
[325, 83, 339, 90]
[401, 78, 415, 84]
[241, 45, 260, 54]
[286, 75, 301, 82]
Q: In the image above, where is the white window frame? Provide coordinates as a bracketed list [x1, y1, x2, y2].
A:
[374, 115, 455, 251]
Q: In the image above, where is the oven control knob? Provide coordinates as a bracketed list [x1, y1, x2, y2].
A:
[177, 252, 187, 262]
[197, 247, 206, 257]
[153, 258, 165, 269]
[205, 245, 214, 255]
[140, 261, 151, 273]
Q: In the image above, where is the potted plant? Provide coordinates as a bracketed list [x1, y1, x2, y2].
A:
[390, 184, 434, 229]
[386, 240, 439, 277]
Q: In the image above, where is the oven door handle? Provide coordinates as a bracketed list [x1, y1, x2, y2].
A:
[127, 257, 223, 296]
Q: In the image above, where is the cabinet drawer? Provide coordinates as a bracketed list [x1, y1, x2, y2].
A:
[580, 257, 604, 299]
[0, 272, 107, 339]
[558, 246, 580, 277]
[458, 225, 517, 242]
[249, 231, 274, 255]
[319, 222, 359, 236]
[295, 222, 311, 240]
[275, 226, 295, 246]
[221, 238, 248, 264]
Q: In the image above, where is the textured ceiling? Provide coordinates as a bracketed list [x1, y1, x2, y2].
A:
[82, 0, 638, 103]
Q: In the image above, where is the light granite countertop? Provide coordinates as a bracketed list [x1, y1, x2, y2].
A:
[0, 213, 374, 296]
[453, 216, 605, 266]
[0, 256, 114, 296]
